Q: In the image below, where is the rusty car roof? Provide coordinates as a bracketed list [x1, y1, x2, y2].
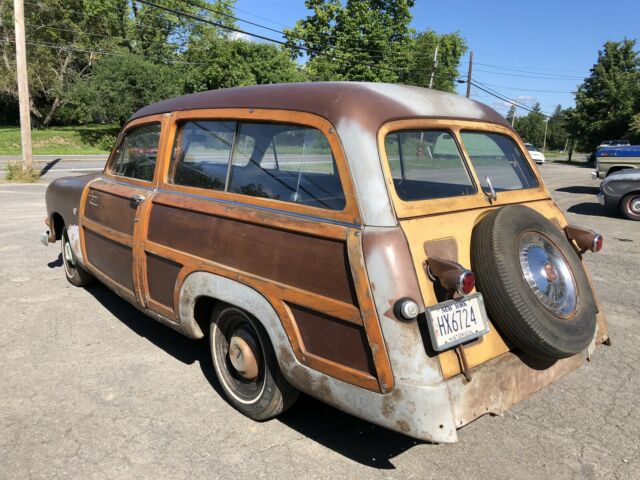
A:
[128, 82, 511, 129]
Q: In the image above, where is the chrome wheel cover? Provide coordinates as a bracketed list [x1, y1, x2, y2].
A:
[630, 196, 640, 214]
[519, 231, 578, 318]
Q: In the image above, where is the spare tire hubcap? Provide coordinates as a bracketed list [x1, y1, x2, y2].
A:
[519, 231, 578, 319]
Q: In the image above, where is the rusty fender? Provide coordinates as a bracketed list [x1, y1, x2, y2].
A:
[177, 271, 460, 443]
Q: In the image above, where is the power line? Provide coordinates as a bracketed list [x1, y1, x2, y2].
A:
[471, 80, 553, 117]
[473, 79, 575, 94]
[474, 68, 583, 81]
[473, 61, 586, 76]
[0, 38, 204, 65]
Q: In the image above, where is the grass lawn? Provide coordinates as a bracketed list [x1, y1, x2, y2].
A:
[0, 124, 119, 155]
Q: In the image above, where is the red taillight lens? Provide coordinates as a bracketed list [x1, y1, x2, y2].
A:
[592, 234, 603, 253]
[457, 270, 475, 296]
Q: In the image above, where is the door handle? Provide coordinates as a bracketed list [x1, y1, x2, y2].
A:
[130, 194, 146, 205]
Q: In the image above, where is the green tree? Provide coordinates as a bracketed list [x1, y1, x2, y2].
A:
[403, 30, 467, 92]
[184, 34, 307, 92]
[61, 53, 184, 125]
[546, 104, 568, 150]
[567, 39, 640, 150]
[284, 0, 415, 82]
[514, 102, 546, 147]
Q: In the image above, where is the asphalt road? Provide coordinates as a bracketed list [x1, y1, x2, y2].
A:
[1, 162, 638, 480]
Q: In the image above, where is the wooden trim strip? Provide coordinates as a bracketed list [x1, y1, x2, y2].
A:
[145, 239, 362, 326]
[81, 217, 134, 247]
[151, 192, 350, 241]
[346, 230, 395, 392]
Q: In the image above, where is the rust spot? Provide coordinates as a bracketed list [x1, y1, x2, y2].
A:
[395, 419, 411, 433]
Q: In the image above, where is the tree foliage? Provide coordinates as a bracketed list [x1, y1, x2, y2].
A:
[403, 30, 466, 92]
[513, 103, 546, 148]
[567, 39, 640, 150]
[285, 0, 416, 82]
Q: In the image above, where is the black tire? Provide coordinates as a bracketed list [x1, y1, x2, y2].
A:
[471, 205, 596, 359]
[209, 304, 298, 421]
[620, 192, 640, 221]
[61, 228, 94, 287]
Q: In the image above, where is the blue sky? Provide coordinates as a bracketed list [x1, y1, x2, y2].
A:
[233, 0, 640, 116]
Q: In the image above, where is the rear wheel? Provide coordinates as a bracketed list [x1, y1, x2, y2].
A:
[620, 193, 640, 221]
[62, 228, 94, 287]
[209, 304, 298, 420]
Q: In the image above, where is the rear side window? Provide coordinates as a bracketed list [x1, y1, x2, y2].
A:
[169, 121, 236, 190]
[168, 121, 346, 211]
[384, 130, 476, 201]
[110, 123, 161, 182]
[460, 132, 538, 191]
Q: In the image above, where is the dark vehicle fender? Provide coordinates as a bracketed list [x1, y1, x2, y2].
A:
[45, 173, 100, 239]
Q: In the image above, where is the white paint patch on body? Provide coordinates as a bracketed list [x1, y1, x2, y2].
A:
[66, 224, 85, 268]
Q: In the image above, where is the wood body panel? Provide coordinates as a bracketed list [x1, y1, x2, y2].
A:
[146, 253, 182, 309]
[147, 203, 359, 306]
[84, 229, 134, 290]
[289, 304, 376, 376]
[84, 188, 137, 236]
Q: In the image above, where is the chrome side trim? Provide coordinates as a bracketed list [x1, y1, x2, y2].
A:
[155, 188, 361, 229]
[100, 177, 154, 191]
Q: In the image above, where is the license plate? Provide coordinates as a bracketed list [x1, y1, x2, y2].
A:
[425, 293, 490, 351]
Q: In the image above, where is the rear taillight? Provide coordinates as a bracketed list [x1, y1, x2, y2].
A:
[456, 270, 476, 296]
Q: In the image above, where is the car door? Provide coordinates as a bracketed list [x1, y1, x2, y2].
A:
[80, 119, 165, 305]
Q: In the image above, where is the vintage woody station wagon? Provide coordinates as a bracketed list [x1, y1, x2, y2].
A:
[42, 83, 609, 443]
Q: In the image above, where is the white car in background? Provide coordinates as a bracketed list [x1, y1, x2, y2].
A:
[524, 143, 545, 164]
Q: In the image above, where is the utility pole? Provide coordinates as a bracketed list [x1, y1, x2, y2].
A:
[428, 42, 440, 89]
[465, 51, 473, 98]
[542, 116, 549, 153]
[13, 0, 33, 170]
[511, 106, 517, 127]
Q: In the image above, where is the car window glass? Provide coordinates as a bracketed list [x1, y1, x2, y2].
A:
[110, 123, 160, 182]
[228, 122, 345, 210]
[460, 131, 538, 192]
[169, 121, 236, 190]
[384, 130, 476, 201]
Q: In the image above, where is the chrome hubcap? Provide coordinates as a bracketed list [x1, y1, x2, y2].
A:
[631, 197, 640, 214]
[519, 231, 578, 318]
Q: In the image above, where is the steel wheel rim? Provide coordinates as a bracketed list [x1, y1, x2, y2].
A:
[518, 231, 578, 319]
[212, 310, 266, 405]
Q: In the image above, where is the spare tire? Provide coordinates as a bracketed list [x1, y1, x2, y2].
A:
[471, 204, 596, 359]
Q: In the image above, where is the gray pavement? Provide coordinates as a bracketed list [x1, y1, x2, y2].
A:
[0, 162, 639, 479]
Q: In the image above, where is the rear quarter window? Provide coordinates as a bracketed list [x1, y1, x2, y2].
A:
[384, 130, 476, 201]
[460, 132, 538, 192]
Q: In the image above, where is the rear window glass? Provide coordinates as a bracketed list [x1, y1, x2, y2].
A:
[169, 121, 236, 190]
[168, 120, 346, 211]
[228, 123, 345, 210]
[384, 130, 476, 201]
[460, 132, 538, 191]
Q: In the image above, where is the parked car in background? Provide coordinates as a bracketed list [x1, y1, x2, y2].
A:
[598, 169, 640, 221]
[524, 143, 545, 164]
[41, 82, 609, 443]
[592, 145, 640, 179]
[598, 140, 630, 148]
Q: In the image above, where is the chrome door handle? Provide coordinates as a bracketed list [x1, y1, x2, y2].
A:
[130, 194, 146, 205]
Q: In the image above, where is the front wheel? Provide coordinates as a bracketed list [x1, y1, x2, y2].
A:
[62, 227, 94, 287]
[620, 193, 640, 221]
[209, 304, 298, 421]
